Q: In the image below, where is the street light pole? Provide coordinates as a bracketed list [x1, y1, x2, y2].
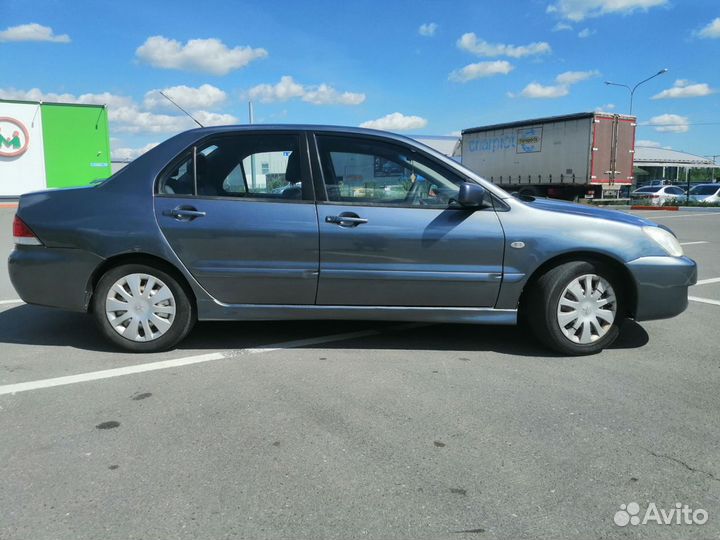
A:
[605, 68, 669, 115]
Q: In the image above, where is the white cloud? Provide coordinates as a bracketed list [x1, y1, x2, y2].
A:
[110, 107, 237, 133]
[192, 111, 238, 126]
[246, 76, 365, 105]
[552, 22, 574, 31]
[112, 142, 159, 161]
[418, 22, 438, 37]
[516, 70, 598, 98]
[303, 84, 366, 105]
[0, 87, 134, 108]
[144, 84, 227, 110]
[0, 23, 70, 43]
[578, 27, 596, 38]
[457, 33, 551, 58]
[449, 61, 514, 83]
[555, 69, 599, 85]
[520, 83, 570, 98]
[697, 17, 720, 38]
[247, 76, 305, 103]
[652, 79, 713, 99]
[648, 113, 689, 133]
[360, 112, 428, 131]
[635, 139, 661, 147]
[547, 0, 667, 21]
[594, 103, 616, 111]
[136, 35, 267, 75]
[0, 87, 237, 134]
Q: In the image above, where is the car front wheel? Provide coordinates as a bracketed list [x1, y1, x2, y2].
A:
[526, 261, 624, 355]
[92, 264, 195, 353]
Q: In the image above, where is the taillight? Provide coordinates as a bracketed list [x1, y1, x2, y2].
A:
[13, 215, 42, 246]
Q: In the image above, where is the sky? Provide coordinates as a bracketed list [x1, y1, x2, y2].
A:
[1, 0, 719, 160]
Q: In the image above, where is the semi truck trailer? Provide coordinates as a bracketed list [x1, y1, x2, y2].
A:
[461, 112, 636, 200]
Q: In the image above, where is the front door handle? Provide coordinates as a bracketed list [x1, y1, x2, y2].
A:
[325, 212, 368, 227]
[163, 206, 206, 220]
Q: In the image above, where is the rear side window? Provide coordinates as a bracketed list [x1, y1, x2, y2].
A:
[636, 187, 661, 193]
[158, 134, 311, 201]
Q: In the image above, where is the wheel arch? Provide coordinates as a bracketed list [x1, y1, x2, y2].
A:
[518, 251, 638, 318]
[86, 253, 197, 313]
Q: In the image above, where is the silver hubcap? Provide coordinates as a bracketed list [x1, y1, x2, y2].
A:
[105, 273, 176, 342]
[556, 274, 617, 345]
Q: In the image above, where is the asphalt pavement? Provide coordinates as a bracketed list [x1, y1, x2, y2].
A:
[0, 207, 718, 540]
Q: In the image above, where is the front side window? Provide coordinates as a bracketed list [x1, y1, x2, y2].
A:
[316, 135, 464, 208]
[159, 134, 308, 201]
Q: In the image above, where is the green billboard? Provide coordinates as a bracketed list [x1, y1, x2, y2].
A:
[41, 103, 112, 188]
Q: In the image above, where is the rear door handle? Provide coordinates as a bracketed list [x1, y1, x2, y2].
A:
[325, 213, 368, 227]
[163, 206, 206, 220]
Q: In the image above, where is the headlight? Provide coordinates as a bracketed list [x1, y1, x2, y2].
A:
[643, 226, 684, 257]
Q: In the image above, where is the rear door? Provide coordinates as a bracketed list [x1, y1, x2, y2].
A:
[154, 131, 319, 305]
[311, 133, 505, 307]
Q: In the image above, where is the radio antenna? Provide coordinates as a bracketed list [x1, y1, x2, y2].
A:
[159, 91, 204, 128]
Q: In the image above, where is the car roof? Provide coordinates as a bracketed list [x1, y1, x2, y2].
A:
[181, 124, 423, 146]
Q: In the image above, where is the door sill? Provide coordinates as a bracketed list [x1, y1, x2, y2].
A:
[198, 301, 517, 325]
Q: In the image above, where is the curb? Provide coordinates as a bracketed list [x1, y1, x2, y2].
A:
[630, 205, 679, 211]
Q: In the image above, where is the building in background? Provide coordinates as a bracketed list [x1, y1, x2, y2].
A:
[0, 99, 111, 197]
[633, 146, 719, 184]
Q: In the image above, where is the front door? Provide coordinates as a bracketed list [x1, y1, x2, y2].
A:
[312, 134, 505, 307]
[154, 131, 319, 305]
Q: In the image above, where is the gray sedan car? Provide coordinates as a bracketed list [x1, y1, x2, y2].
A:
[8, 126, 696, 355]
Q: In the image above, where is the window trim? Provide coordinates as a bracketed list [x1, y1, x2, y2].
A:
[154, 130, 315, 203]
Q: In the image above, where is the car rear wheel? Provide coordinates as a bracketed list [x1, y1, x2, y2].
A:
[525, 261, 623, 355]
[92, 264, 195, 353]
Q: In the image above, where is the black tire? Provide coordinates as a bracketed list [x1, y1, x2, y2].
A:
[524, 261, 624, 356]
[92, 263, 195, 353]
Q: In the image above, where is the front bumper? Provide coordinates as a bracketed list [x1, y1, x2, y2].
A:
[627, 256, 697, 321]
[8, 246, 103, 312]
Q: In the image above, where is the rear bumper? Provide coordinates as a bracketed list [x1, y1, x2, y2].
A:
[8, 246, 103, 312]
[627, 256, 697, 321]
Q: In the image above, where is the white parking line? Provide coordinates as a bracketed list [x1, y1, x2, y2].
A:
[0, 325, 418, 397]
[689, 296, 720, 307]
[695, 277, 720, 286]
[680, 241, 710, 246]
[0, 299, 23, 305]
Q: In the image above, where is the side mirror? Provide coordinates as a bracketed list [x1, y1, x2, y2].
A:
[456, 182, 487, 208]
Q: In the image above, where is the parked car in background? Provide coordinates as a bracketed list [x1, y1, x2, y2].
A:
[641, 179, 673, 187]
[8, 125, 697, 356]
[630, 185, 685, 206]
[688, 183, 720, 203]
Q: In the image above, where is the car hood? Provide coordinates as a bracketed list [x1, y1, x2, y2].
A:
[524, 197, 654, 227]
